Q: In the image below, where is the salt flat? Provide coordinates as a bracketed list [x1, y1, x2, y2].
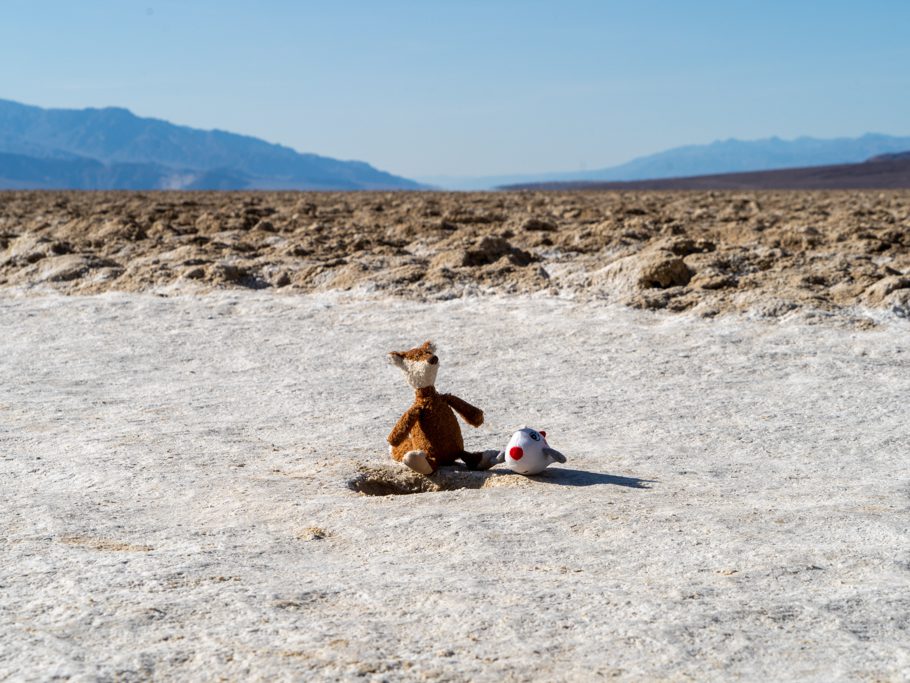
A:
[1, 292, 908, 681]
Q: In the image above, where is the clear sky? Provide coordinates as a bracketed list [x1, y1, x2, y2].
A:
[1, 0, 908, 179]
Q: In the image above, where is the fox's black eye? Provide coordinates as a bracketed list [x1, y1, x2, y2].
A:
[529, 432, 540, 441]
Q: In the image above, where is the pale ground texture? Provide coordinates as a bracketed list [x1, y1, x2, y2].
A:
[1, 292, 909, 681]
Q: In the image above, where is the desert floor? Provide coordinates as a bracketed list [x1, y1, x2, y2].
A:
[1, 192, 909, 681]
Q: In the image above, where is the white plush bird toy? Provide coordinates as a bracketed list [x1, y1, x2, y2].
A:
[494, 427, 566, 475]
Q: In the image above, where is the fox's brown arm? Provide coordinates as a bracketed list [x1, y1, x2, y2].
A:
[388, 405, 420, 446]
[443, 393, 484, 427]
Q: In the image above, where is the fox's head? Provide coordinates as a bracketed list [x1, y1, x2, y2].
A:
[388, 340, 439, 389]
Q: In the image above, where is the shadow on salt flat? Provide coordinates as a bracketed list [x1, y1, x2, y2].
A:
[529, 467, 654, 489]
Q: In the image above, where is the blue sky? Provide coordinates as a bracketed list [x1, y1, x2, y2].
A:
[1, 0, 908, 178]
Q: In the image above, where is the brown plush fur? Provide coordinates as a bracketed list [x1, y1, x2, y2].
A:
[387, 341, 486, 473]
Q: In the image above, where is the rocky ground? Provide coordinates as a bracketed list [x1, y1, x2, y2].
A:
[1, 190, 908, 321]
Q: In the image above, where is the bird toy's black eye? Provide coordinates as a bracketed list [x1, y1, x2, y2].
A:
[529, 432, 541, 441]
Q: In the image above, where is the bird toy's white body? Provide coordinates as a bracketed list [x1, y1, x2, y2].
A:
[495, 427, 566, 475]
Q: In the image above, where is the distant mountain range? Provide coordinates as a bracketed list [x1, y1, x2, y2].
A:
[422, 134, 910, 190]
[0, 98, 421, 190]
[504, 152, 910, 191]
[3, 98, 909, 192]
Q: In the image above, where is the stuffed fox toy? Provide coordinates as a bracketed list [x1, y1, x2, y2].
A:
[387, 341, 497, 475]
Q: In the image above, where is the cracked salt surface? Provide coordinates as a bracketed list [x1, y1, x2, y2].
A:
[1, 292, 908, 681]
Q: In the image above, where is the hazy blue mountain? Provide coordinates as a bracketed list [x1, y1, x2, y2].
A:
[573, 134, 910, 182]
[422, 134, 910, 190]
[504, 154, 910, 191]
[0, 152, 255, 190]
[0, 98, 421, 190]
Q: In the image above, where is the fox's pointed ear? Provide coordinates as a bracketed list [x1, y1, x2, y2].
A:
[423, 340, 436, 353]
[387, 351, 405, 368]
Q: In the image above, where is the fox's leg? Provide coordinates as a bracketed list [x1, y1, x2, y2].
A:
[393, 439, 439, 474]
[392, 434, 439, 476]
[402, 449, 438, 475]
[391, 440, 412, 462]
[460, 450, 500, 471]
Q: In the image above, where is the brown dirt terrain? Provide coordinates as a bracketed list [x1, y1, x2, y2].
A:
[0, 190, 908, 320]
